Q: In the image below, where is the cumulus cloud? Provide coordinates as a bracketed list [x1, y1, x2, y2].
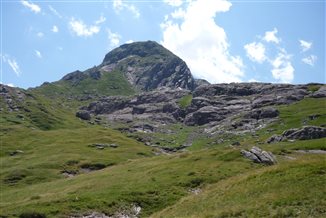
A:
[244, 42, 266, 63]
[248, 78, 259, 83]
[113, 0, 140, 18]
[244, 28, 295, 83]
[37, 32, 44, 38]
[69, 18, 100, 37]
[125, 40, 134, 44]
[299, 39, 312, 52]
[164, 0, 183, 7]
[271, 50, 294, 83]
[95, 15, 106, 25]
[263, 28, 280, 44]
[161, 0, 244, 83]
[107, 29, 121, 48]
[35, 50, 42, 58]
[21, 0, 41, 14]
[2, 54, 22, 76]
[49, 5, 62, 18]
[302, 55, 317, 66]
[6, 83, 15, 87]
[51, 25, 59, 33]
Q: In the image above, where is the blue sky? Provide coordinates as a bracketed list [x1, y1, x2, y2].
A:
[1, 0, 325, 89]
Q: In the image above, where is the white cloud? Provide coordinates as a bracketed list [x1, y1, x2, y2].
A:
[35, 50, 42, 58]
[125, 40, 134, 44]
[171, 8, 186, 19]
[161, 0, 245, 83]
[299, 39, 312, 52]
[69, 18, 100, 37]
[164, 0, 183, 7]
[37, 32, 44, 38]
[302, 55, 317, 66]
[6, 83, 15, 87]
[248, 78, 259, 83]
[107, 29, 121, 48]
[51, 25, 59, 33]
[49, 5, 62, 18]
[2, 54, 22, 77]
[21, 0, 41, 14]
[263, 28, 280, 44]
[113, 0, 140, 18]
[95, 15, 106, 25]
[271, 50, 294, 83]
[244, 42, 266, 63]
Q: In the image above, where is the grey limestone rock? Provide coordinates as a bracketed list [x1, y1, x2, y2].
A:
[184, 106, 227, 126]
[244, 107, 279, 120]
[76, 110, 91, 120]
[267, 126, 326, 143]
[241, 146, 277, 165]
[311, 86, 326, 98]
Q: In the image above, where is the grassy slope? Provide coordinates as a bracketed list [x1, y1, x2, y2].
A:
[151, 97, 326, 217]
[31, 70, 136, 98]
[152, 154, 325, 218]
[0, 97, 325, 217]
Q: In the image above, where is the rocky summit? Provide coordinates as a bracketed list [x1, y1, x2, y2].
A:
[1, 41, 326, 218]
[36, 41, 205, 100]
[101, 41, 201, 91]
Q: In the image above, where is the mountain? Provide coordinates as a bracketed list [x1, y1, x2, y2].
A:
[33, 41, 205, 99]
[101, 41, 199, 91]
[1, 41, 326, 218]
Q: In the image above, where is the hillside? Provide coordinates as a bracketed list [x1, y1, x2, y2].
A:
[0, 41, 325, 218]
[32, 41, 204, 100]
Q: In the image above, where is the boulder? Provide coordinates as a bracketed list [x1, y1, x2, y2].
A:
[266, 135, 283, 144]
[76, 110, 91, 120]
[284, 126, 326, 140]
[241, 146, 277, 165]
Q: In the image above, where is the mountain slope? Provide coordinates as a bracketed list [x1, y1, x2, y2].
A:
[101, 41, 196, 91]
[33, 41, 201, 100]
[1, 41, 326, 218]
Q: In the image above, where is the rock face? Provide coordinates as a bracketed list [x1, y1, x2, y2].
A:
[101, 41, 197, 91]
[244, 107, 279, 120]
[241, 146, 277, 165]
[78, 83, 316, 131]
[184, 106, 226, 126]
[311, 86, 326, 98]
[81, 87, 190, 127]
[0, 84, 26, 112]
[268, 126, 326, 143]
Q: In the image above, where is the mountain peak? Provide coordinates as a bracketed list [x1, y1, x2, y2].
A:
[36, 41, 207, 98]
[102, 41, 168, 65]
[100, 40, 198, 91]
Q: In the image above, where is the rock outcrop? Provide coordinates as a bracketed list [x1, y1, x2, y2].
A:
[76, 110, 91, 120]
[267, 126, 326, 143]
[311, 86, 326, 98]
[78, 83, 315, 131]
[241, 146, 277, 165]
[101, 41, 197, 91]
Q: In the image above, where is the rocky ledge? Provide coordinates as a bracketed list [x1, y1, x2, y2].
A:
[76, 83, 321, 131]
[267, 126, 326, 143]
